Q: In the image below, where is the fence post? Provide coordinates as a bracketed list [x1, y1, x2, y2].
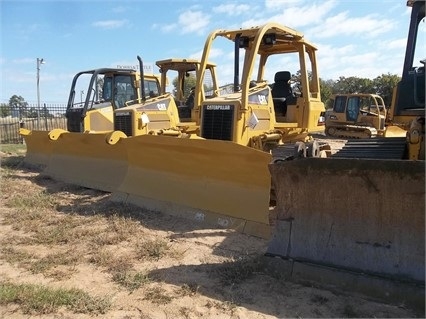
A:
[44, 103, 48, 131]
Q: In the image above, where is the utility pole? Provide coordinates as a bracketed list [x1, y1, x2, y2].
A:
[36, 57, 45, 130]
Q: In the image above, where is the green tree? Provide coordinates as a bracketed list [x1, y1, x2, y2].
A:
[27, 107, 38, 118]
[372, 73, 400, 107]
[0, 103, 11, 117]
[172, 74, 197, 99]
[319, 78, 334, 109]
[9, 95, 28, 119]
[333, 76, 374, 94]
[291, 70, 311, 96]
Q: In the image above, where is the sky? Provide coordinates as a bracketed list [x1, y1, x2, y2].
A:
[0, 0, 425, 104]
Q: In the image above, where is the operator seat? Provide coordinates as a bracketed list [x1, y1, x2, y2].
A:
[271, 71, 293, 116]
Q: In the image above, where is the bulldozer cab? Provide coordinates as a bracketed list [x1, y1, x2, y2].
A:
[155, 58, 219, 123]
[65, 68, 160, 133]
[196, 23, 325, 148]
[113, 57, 220, 137]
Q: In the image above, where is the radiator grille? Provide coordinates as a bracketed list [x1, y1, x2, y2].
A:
[66, 108, 84, 132]
[201, 105, 234, 141]
[114, 113, 133, 137]
[379, 118, 385, 130]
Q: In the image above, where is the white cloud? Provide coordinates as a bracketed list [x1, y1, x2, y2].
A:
[261, 0, 336, 28]
[157, 10, 210, 35]
[212, 4, 251, 16]
[112, 6, 127, 13]
[160, 23, 178, 33]
[316, 42, 405, 80]
[11, 58, 34, 64]
[382, 38, 407, 50]
[264, 0, 300, 10]
[309, 12, 394, 39]
[189, 47, 224, 61]
[92, 20, 127, 29]
[178, 10, 211, 35]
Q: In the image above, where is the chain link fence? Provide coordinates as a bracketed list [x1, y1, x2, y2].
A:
[0, 104, 67, 144]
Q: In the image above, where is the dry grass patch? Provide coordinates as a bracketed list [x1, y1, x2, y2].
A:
[1, 245, 81, 279]
[29, 249, 80, 275]
[88, 247, 134, 271]
[91, 214, 141, 246]
[143, 286, 173, 305]
[0, 246, 34, 266]
[178, 283, 200, 297]
[216, 254, 263, 285]
[112, 271, 150, 292]
[135, 237, 173, 261]
[88, 247, 115, 267]
[6, 190, 55, 212]
[0, 281, 110, 315]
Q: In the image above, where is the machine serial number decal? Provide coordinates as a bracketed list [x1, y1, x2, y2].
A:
[206, 105, 231, 110]
[157, 103, 167, 110]
[248, 88, 269, 105]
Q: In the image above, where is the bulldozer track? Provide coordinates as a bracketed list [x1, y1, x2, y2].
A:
[331, 137, 407, 159]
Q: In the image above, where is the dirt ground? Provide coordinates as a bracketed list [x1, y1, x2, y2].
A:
[0, 147, 420, 319]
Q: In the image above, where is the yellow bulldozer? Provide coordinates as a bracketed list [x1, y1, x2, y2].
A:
[19, 62, 161, 166]
[20, 22, 328, 238]
[65, 66, 161, 133]
[267, 0, 425, 304]
[112, 58, 219, 137]
[324, 93, 388, 138]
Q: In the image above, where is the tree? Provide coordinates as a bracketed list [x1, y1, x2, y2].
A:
[172, 74, 197, 99]
[27, 107, 38, 118]
[0, 103, 11, 117]
[319, 78, 334, 109]
[291, 70, 309, 96]
[9, 95, 28, 119]
[333, 76, 374, 94]
[372, 73, 400, 107]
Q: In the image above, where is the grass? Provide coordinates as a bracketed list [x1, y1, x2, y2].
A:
[0, 281, 110, 314]
[0, 144, 26, 175]
[112, 271, 150, 292]
[216, 254, 263, 285]
[0, 247, 34, 266]
[178, 283, 200, 296]
[29, 250, 80, 274]
[1, 246, 80, 278]
[6, 190, 55, 212]
[0, 143, 26, 154]
[143, 287, 173, 305]
[136, 238, 171, 261]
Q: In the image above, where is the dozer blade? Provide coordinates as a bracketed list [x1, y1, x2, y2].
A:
[268, 158, 425, 282]
[112, 135, 272, 238]
[20, 128, 55, 167]
[44, 131, 128, 192]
